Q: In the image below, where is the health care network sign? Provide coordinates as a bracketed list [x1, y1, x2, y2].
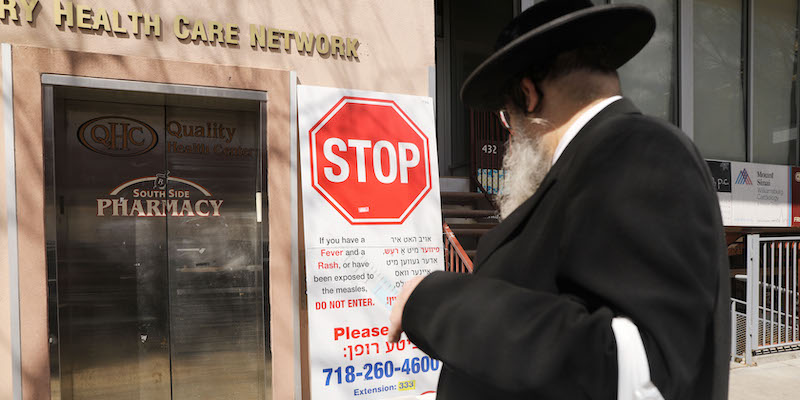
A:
[298, 85, 444, 400]
[707, 160, 800, 227]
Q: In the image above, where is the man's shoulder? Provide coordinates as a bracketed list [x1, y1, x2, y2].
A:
[593, 111, 692, 150]
[558, 109, 712, 193]
[579, 110, 705, 169]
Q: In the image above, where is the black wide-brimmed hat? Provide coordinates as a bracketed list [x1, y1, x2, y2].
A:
[460, 0, 656, 110]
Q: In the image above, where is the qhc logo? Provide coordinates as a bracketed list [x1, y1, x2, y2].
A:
[78, 116, 159, 157]
[96, 171, 223, 217]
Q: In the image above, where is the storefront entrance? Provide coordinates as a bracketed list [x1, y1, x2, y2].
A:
[43, 80, 271, 400]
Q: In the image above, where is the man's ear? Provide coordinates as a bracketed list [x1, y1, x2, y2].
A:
[519, 77, 539, 113]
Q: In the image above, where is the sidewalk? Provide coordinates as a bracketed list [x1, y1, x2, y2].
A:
[729, 354, 800, 400]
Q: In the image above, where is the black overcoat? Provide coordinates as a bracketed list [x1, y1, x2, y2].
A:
[402, 99, 730, 400]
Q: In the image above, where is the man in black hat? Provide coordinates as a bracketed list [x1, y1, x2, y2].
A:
[387, 1, 730, 399]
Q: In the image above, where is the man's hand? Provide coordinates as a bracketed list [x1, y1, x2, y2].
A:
[387, 275, 425, 343]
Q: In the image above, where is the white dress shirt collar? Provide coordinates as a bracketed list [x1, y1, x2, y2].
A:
[551, 95, 622, 165]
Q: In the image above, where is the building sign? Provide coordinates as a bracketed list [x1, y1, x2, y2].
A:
[166, 119, 256, 158]
[68, 103, 258, 219]
[708, 160, 791, 227]
[1, 1, 359, 58]
[298, 85, 443, 400]
[791, 167, 800, 227]
[707, 160, 731, 193]
[96, 171, 224, 217]
[77, 116, 159, 156]
[707, 160, 733, 224]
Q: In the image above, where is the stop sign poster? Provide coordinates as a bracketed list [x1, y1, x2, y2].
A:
[298, 85, 444, 400]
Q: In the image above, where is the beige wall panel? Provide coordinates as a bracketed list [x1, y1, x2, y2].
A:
[0, 45, 13, 400]
[0, 0, 435, 96]
[11, 45, 297, 400]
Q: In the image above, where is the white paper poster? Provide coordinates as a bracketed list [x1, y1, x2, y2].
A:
[298, 85, 444, 400]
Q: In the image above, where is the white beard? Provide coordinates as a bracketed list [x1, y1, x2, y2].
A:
[497, 123, 553, 220]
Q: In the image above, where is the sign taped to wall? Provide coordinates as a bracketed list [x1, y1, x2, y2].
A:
[298, 85, 443, 400]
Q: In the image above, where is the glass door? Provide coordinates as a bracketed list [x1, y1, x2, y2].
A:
[165, 99, 267, 400]
[48, 85, 270, 400]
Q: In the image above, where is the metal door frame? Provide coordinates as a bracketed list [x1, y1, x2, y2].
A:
[42, 75, 269, 400]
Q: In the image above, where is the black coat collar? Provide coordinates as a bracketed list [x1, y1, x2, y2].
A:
[474, 98, 641, 267]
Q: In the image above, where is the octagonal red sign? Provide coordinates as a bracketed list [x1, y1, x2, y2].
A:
[309, 97, 432, 224]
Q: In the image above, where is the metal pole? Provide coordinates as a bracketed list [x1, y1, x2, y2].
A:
[746, 234, 760, 365]
[771, 242, 776, 345]
[679, 0, 694, 138]
[762, 243, 766, 348]
[746, 0, 754, 161]
[731, 300, 737, 361]
[779, 243, 783, 342]
[469, 109, 476, 191]
[787, 243, 791, 342]
[792, 242, 797, 341]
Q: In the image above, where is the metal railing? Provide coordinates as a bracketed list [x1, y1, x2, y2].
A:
[469, 109, 509, 197]
[742, 235, 800, 364]
[731, 298, 747, 362]
[443, 223, 473, 274]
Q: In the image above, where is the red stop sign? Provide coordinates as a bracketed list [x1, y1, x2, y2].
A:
[310, 97, 432, 225]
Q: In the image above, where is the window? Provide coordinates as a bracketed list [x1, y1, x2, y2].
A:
[520, 0, 800, 166]
[752, 0, 800, 165]
[694, 0, 746, 161]
[613, 0, 678, 122]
